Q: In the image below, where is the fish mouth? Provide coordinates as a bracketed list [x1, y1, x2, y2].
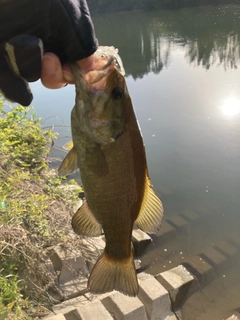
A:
[82, 47, 125, 92]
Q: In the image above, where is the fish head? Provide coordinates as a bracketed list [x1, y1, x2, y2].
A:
[87, 65, 128, 144]
[73, 50, 129, 145]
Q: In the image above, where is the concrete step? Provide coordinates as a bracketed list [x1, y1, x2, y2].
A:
[101, 292, 147, 320]
[64, 300, 113, 320]
[156, 264, 195, 310]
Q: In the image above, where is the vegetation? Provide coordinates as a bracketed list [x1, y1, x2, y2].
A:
[0, 97, 84, 319]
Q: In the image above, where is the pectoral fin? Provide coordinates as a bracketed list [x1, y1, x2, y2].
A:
[135, 174, 164, 234]
[63, 140, 74, 151]
[86, 144, 109, 177]
[72, 201, 102, 236]
[58, 146, 78, 176]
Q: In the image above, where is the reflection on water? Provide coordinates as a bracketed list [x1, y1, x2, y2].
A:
[221, 96, 240, 117]
[93, 5, 240, 77]
[30, 5, 240, 319]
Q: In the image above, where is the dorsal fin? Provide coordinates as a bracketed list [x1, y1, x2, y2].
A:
[135, 173, 163, 234]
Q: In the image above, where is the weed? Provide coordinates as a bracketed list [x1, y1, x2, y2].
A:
[0, 96, 84, 318]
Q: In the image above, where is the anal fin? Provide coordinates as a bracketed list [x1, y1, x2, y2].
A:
[135, 174, 164, 234]
[72, 201, 102, 237]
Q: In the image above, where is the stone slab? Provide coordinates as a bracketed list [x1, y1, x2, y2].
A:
[42, 313, 60, 320]
[227, 236, 240, 248]
[101, 292, 147, 320]
[214, 241, 238, 258]
[194, 204, 210, 216]
[59, 276, 88, 297]
[225, 314, 240, 320]
[182, 256, 214, 285]
[158, 221, 176, 239]
[65, 300, 113, 320]
[155, 265, 195, 309]
[166, 215, 188, 229]
[200, 247, 227, 268]
[49, 245, 89, 282]
[52, 296, 90, 314]
[138, 273, 172, 320]
[163, 313, 178, 320]
[82, 236, 105, 271]
[180, 209, 200, 222]
[132, 229, 152, 256]
[44, 315, 66, 320]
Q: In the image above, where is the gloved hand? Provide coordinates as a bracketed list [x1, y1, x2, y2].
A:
[0, 0, 98, 106]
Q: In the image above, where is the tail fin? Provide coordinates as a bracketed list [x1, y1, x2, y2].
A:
[88, 251, 139, 297]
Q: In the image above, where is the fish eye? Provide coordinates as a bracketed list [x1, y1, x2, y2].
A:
[112, 87, 123, 100]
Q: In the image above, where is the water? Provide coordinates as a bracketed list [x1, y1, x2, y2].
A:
[29, 5, 240, 319]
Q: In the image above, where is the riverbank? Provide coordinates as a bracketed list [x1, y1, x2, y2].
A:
[87, 0, 240, 14]
[0, 98, 88, 319]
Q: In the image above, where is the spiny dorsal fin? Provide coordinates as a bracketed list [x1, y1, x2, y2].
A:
[58, 146, 78, 176]
[72, 201, 102, 237]
[135, 174, 163, 234]
[88, 252, 138, 297]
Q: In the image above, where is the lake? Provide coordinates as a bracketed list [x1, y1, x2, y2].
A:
[29, 5, 240, 319]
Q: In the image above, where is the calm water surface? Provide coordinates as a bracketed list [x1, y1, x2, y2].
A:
[30, 5, 240, 319]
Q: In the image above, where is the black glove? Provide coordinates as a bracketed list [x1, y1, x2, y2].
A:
[0, 0, 98, 106]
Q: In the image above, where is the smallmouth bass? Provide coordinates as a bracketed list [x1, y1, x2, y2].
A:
[59, 46, 163, 297]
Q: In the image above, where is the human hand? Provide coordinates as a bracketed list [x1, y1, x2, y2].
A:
[41, 52, 95, 89]
[0, 0, 98, 106]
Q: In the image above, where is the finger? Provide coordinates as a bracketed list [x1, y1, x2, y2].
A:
[41, 53, 66, 89]
[62, 54, 95, 84]
[0, 56, 33, 106]
[62, 64, 75, 84]
[77, 54, 95, 73]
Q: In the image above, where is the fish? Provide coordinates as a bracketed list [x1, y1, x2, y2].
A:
[58, 46, 163, 297]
